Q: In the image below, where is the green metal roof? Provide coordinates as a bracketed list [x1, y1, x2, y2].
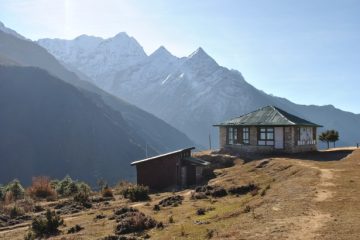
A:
[214, 106, 322, 127]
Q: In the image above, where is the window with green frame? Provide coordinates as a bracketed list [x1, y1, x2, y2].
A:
[227, 127, 249, 145]
[258, 127, 274, 146]
[242, 127, 250, 144]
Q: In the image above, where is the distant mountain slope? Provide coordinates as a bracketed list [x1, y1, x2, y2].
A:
[38, 33, 147, 90]
[38, 34, 360, 148]
[0, 24, 195, 185]
[0, 26, 194, 154]
[0, 65, 146, 185]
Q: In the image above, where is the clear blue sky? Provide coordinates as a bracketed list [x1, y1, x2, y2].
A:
[1, 0, 359, 113]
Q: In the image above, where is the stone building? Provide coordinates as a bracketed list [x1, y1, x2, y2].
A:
[131, 147, 209, 190]
[214, 106, 322, 153]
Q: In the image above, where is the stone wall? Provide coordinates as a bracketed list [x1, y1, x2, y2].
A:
[221, 126, 318, 154]
[249, 126, 257, 145]
[219, 126, 227, 148]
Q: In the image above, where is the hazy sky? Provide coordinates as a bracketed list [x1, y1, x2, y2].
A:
[1, 0, 359, 113]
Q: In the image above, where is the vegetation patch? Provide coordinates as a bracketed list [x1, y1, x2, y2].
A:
[54, 198, 91, 215]
[24, 209, 64, 239]
[228, 183, 258, 196]
[111, 207, 157, 235]
[67, 224, 84, 234]
[27, 176, 57, 200]
[194, 185, 228, 198]
[120, 185, 150, 202]
[53, 175, 91, 198]
[158, 195, 183, 207]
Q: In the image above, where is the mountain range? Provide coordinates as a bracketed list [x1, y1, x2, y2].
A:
[0, 22, 195, 185]
[38, 33, 360, 148]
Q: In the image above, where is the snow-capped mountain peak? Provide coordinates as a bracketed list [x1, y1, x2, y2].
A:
[74, 34, 103, 43]
[149, 46, 177, 62]
[187, 47, 218, 67]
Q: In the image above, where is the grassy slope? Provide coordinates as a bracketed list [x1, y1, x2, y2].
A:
[1, 148, 360, 239]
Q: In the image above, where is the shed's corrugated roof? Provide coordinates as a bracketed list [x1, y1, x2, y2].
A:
[214, 106, 322, 127]
[184, 157, 210, 166]
[130, 147, 195, 166]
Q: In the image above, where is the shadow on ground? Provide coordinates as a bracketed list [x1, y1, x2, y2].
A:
[217, 148, 355, 163]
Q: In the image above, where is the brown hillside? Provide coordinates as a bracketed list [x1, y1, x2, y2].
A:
[1, 148, 359, 239]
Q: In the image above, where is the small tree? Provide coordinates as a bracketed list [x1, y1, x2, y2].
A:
[27, 209, 64, 238]
[319, 130, 339, 149]
[27, 176, 57, 200]
[328, 130, 339, 148]
[5, 179, 25, 201]
[319, 132, 330, 149]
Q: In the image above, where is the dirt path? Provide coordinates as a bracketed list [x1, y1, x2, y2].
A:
[287, 161, 335, 239]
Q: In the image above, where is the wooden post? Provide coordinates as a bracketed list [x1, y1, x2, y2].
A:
[209, 133, 212, 150]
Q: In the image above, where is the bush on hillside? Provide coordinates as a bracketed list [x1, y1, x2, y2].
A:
[102, 185, 114, 198]
[27, 176, 57, 200]
[53, 176, 91, 197]
[121, 185, 150, 202]
[0, 185, 5, 201]
[26, 209, 64, 239]
[78, 182, 91, 196]
[4, 179, 25, 201]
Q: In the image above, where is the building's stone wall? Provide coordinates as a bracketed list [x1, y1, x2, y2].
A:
[219, 126, 227, 148]
[222, 126, 318, 154]
[249, 126, 257, 145]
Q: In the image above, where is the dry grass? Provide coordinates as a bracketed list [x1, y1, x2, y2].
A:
[1, 148, 360, 239]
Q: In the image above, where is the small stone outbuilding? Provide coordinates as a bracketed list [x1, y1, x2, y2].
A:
[214, 106, 322, 154]
[131, 147, 209, 190]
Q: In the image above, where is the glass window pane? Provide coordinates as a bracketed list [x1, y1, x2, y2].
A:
[267, 133, 274, 140]
[260, 133, 266, 140]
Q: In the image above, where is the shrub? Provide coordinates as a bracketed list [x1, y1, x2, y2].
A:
[28, 209, 64, 238]
[113, 208, 157, 234]
[73, 191, 92, 208]
[55, 175, 79, 197]
[15, 197, 34, 213]
[228, 183, 258, 195]
[10, 205, 24, 218]
[114, 180, 134, 195]
[196, 208, 206, 215]
[0, 185, 5, 201]
[27, 176, 57, 200]
[5, 179, 25, 200]
[67, 224, 84, 234]
[206, 229, 215, 239]
[50, 179, 60, 189]
[158, 195, 183, 207]
[121, 185, 150, 202]
[243, 205, 251, 213]
[78, 182, 91, 196]
[54, 176, 91, 197]
[168, 215, 174, 223]
[153, 204, 160, 211]
[101, 185, 114, 198]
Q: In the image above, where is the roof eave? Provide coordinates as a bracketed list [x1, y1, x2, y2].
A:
[131, 147, 196, 166]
